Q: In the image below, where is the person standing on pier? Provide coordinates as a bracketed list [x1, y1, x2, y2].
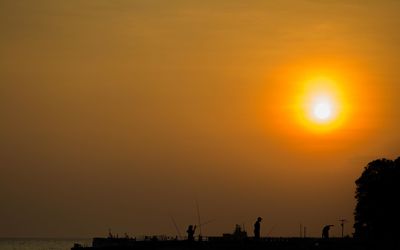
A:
[254, 217, 263, 240]
[322, 225, 334, 239]
[186, 225, 196, 241]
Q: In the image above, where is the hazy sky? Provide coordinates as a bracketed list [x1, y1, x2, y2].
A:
[1, 0, 400, 238]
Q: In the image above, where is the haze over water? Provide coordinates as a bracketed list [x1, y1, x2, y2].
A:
[1, 0, 399, 239]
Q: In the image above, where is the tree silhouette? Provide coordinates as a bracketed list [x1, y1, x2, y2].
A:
[354, 157, 400, 242]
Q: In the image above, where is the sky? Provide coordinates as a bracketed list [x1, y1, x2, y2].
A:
[1, 0, 400, 238]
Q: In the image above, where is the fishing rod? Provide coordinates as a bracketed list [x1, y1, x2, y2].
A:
[195, 199, 202, 240]
[170, 215, 182, 239]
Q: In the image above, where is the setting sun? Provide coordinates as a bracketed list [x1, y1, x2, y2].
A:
[308, 93, 338, 124]
[291, 74, 349, 133]
[313, 101, 332, 121]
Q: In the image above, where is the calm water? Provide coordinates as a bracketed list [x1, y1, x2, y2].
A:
[0, 239, 91, 250]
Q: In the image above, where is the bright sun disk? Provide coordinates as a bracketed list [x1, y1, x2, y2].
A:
[313, 102, 332, 120]
[289, 73, 351, 133]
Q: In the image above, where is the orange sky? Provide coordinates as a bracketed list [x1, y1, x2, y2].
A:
[1, 0, 400, 238]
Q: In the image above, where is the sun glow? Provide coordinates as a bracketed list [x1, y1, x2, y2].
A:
[266, 63, 363, 137]
[294, 75, 348, 133]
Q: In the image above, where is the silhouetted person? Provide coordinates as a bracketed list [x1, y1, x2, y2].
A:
[322, 225, 334, 239]
[186, 225, 196, 241]
[254, 217, 262, 240]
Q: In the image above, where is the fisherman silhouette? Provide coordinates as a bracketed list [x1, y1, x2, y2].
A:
[322, 225, 334, 239]
[186, 225, 196, 241]
[254, 217, 262, 240]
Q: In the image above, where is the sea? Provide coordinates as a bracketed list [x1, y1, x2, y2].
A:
[0, 239, 91, 250]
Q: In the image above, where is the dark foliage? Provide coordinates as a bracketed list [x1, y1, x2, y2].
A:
[354, 157, 400, 241]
